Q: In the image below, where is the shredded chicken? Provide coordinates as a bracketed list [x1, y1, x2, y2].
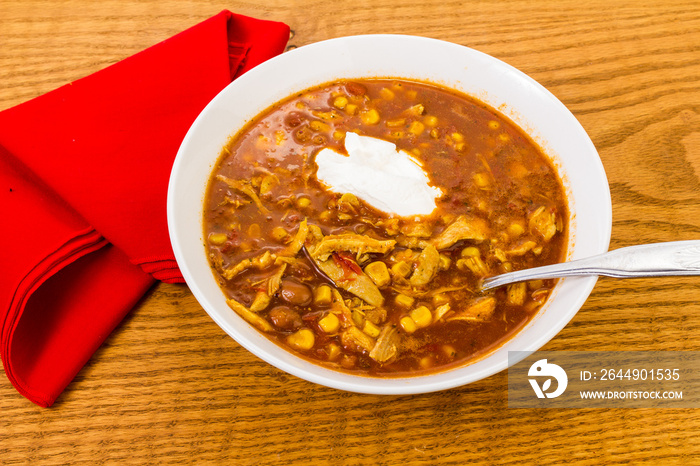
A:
[226, 297, 273, 332]
[369, 325, 399, 363]
[315, 256, 384, 307]
[409, 244, 440, 286]
[249, 292, 271, 313]
[433, 303, 451, 321]
[311, 234, 396, 261]
[281, 219, 308, 256]
[431, 215, 489, 250]
[394, 235, 429, 249]
[216, 175, 270, 215]
[267, 264, 287, 296]
[305, 228, 386, 306]
[507, 240, 538, 256]
[248, 264, 288, 313]
[331, 288, 355, 328]
[221, 250, 277, 280]
[529, 206, 557, 241]
[341, 326, 376, 353]
[448, 296, 496, 321]
[506, 282, 527, 306]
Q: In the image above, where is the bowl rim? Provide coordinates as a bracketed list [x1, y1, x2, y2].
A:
[167, 34, 612, 395]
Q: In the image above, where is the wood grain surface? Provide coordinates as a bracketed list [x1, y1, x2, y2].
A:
[1, 0, 699, 464]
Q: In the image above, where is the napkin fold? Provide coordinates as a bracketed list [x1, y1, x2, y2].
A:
[0, 11, 290, 406]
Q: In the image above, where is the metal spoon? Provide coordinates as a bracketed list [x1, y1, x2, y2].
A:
[480, 240, 700, 291]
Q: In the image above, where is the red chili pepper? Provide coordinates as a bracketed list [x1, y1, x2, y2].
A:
[332, 252, 362, 275]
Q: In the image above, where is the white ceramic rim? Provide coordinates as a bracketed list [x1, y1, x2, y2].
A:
[168, 34, 612, 395]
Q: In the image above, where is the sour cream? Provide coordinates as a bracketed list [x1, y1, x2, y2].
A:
[314, 132, 443, 216]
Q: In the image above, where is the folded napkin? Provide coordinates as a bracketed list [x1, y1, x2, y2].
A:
[0, 11, 290, 406]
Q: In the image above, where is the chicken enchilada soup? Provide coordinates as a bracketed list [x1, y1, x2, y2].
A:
[203, 79, 568, 376]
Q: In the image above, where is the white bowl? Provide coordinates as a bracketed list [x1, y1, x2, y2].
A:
[167, 35, 612, 394]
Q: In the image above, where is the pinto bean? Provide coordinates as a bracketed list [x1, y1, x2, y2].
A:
[345, 81, 367, 96]
[268, 306, 303, 330]
[284, 111, 305, 128]
[279, 279, 312, 306]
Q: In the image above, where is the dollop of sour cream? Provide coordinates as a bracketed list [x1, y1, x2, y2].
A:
[314, 132, 443, 217]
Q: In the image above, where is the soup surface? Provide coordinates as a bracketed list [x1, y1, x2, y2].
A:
[203, 79, 568, 376]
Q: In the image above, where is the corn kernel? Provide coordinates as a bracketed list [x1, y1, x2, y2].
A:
[391, 261, 412, 278]
[442, 345, 457, 358]
[461, 247, 481, 257]
[314, 285, 332, 306]
[208, 232, 228, 245]
[379, 87, 395, 100]
[488, 120, 500, 130]
[333, 96, 348, 109]
[395, 293, 415, 308]
[261, 174, 280, 195]
[473, 173, 490, 188]
[247, 223, 261, 237]
[345, 104, 358, 115]
[423, 115, 438, 127]
[528, 279, 544, 290]
[363, 321, 381, 338]
[332, 130, 345, 140]
[352, 309, 365, 327]
[455, 142, 467, 152]
[326, 343, 341, 360]
[430, 128, 440, 139]
[400, 316, 417, 334]
[309, 120, 331, 132]
[296, 197, 311, 209]
[364, 261, 391, 287]
[507, 223, 524, 237]
[386, 118, 406, 128]
[287, 328, 315, 351]
[408, 120, 425, 136]
[498, 132, 510, 142]
[406, 104, 424, 115]
[451, 132, 464, 142]
[255, 134, 270, 148]
[410, 306, 432, 328]
[438, 254, 452, 271]
[419, 356, 434, 369]
[360, 108, 380, 125]
[318, 312, 340, 333]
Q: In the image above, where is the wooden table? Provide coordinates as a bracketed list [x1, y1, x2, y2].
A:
[1, 1, 699, 463]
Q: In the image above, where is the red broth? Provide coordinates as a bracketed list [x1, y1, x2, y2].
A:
[203, 79, 567, 376]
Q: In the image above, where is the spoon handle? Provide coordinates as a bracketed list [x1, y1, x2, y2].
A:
[480, 240, 700, 291]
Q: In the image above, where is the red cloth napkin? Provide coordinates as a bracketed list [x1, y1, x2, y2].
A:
[0, 11, 290, 406]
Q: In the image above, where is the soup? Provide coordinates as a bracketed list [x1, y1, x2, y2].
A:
[203, 78, 567, 376]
